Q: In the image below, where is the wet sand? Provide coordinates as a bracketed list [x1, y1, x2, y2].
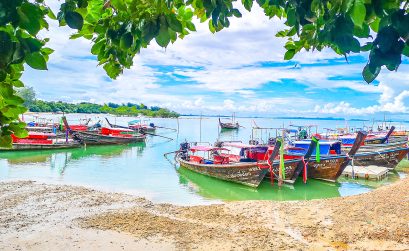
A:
[1, 175, 408, 250]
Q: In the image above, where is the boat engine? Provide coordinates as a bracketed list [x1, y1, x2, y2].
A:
[179, 142, 190, 160]
[268, 137, 276, 145]
[249, 139, 259, 145]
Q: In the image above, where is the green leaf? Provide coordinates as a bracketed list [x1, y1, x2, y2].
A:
[41, 47, 54, 55]
[242, 0, 253, 11]
[65, 11, 84, 30]
[350, 37, 361, 53]
[91, 39, 105, 55]
[120, 33, 133, 49]
[370, 18, 380, 32]
[103, 62, 122, 79]
[350, 0, 366, 27]
[12, 80, 24, 87]
[286, 8, 296, 26]
[284, 49, 295, 60]
[166, 14, 183, 33]
[17, 3, 42, 35]
[156, 28, 171, 48]
[47, 8, 57, 20]
[232, 9, 242, 18]
[25, 52, 47, 70]
[183, 9, 193, 21]
[362, 63, 380, 83]
[0, 31, 13, 68]
[0, 135, 12, 148]
[403, 45, 409, 57]
[186, 21, 196, 31]
[0, 70, 6, 81]
[209, 20, 216, 33]
[361, 42, 373, 52]
[111, 0, 127, 11]
[142, 20, 159, 43]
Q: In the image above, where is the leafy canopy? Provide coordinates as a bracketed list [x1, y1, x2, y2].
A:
[0, 0, 408, 147]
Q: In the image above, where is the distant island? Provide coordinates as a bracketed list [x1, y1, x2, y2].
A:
[18, 87, 179, 118]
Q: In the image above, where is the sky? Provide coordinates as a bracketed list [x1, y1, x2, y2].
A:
[21, 2, 409, 119]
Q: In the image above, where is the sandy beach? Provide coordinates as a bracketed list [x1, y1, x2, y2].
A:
[0, 172, 408, 250]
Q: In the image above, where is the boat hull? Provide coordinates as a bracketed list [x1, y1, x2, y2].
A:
[307, 156, 350, 182]
[177, 157, 267, 188]
[262, 159, 300, 184]
[265, 156, 350, 183]
[342, 141, 407, 153]
[73, 131, 145, 145]
[352, 148, 409, 169]
[0, 143, 81, 151]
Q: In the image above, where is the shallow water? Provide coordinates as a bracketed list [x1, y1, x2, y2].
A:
[0, 115, 407, 205]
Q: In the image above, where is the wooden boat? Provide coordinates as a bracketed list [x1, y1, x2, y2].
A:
[285, 132, 367, 182]
[352, 147, 409, 169]
[221, 140, 317, 184]
[364, 126, 395, 144]
[106, 118, 156, 133]
[128, 119, 156, 132]
[0, 132, 81, 151]
[63, 117, 145, 145]
[219, 118, 240, 130]
[176, 143, 282, 188]
[342, 140, 407, 152]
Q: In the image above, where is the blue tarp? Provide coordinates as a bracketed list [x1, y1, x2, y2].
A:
[291, 141, 342, 155]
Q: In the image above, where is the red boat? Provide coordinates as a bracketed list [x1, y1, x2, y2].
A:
[63, 117, 145, 145]
[1, 132, 81, 151]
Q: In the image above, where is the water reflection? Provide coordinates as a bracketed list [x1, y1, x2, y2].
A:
[0, 143, 146, 176]
[178, 167, 342, 201]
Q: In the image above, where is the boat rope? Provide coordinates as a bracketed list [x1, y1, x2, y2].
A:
[164, 150, 180, 167]
[302, 156, 307, 184]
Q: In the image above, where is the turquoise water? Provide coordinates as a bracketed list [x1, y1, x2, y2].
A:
[0, 115, 407, 205]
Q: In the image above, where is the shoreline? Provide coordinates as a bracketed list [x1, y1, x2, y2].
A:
[1, 174, 408, 250]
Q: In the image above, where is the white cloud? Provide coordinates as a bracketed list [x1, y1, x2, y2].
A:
[19, 2, 409, 118]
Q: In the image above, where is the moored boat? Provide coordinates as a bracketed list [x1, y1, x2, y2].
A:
[128, 119, 156, 132]
[176, 143, 280, 188]
[63, 117, 145, 145]
[352, 147, 409, 170]
[0, 132, 81, 151]
[285, 132, 367, 182]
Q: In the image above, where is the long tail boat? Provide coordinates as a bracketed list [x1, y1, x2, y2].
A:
[365, 126, 395, 144]
[257, 138, 318, 184]
[352, 147, 409, 169]
[175, 142, 282, 188]
[284, 132, 367, 182]
[63, 117, 145, 145]
[128, 119, 156, 132]
[219, 118, 240, 130]
[0, 132, 81, 151]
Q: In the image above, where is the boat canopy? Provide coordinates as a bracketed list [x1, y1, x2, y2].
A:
[190, 146, 229, 152]
[291, 140, 342, 155]
[222, 142, 256, 149]
[128, 120, 140, 125]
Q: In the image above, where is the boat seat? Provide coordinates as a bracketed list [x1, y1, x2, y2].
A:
[213, 155, 229, 164]
[219, 153, 240, 162]
[189, 155, 204, 164]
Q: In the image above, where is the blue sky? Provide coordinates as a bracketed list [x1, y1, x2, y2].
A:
[22, 2, 409, 119]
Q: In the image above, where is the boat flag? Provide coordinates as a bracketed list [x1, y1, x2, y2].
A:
[312, 136, 320, 163]
[279, 138, 286, 180]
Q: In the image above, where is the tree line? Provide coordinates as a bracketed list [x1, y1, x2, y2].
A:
[18, 87, 179, 118]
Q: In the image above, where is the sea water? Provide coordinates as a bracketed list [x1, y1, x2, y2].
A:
[0, 115, 406, 205]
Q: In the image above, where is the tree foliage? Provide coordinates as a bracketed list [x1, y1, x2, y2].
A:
[17, 87, 179, 117]
[1, 0, 408, 147]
